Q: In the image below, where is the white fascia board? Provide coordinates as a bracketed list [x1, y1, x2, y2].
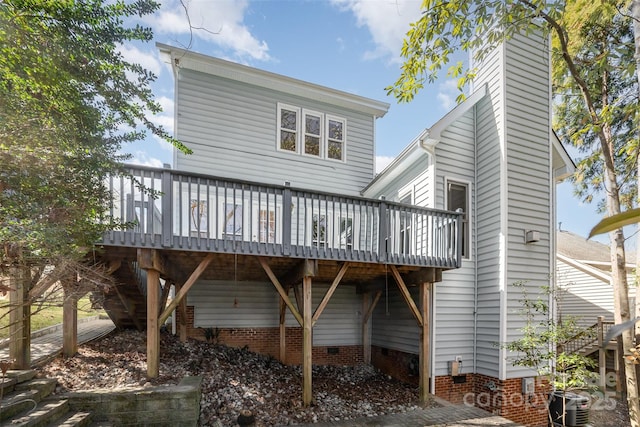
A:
[581, 260, 636, 271]
[362, 84, 487, 197]
[420, 84, 488, 150]
[157, 43, 390, 118]
[552, 130, 576, 182]
[361, 137, 425, 197]
[557, 254, 612, 283]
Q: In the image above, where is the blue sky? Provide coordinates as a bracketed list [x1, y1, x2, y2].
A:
[119, 0, 612, 243]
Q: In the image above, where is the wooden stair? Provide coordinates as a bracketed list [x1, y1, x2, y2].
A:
[0, 370, 96, 427]
[98, 262, 148, 331]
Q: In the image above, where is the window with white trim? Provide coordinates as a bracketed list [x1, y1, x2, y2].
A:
[223, 203, 243, 241]
[276, 103, 346, 161]
[278, 104, 299, 153]
[303, 110, 322, 157]
[446, 180, 470, 258]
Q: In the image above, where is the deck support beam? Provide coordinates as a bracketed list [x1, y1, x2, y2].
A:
[362, 290, 382, 365]
[159, 253, 215, 325]
[419, 282, 432, 403]
[312, 263, 349, 326]
[259, 258, 304, 326]
[9, 263, 30, 369]
[389, 265, 423, 326]
[279, 295, 287, 363]
[146, 267, 161, 378]
[176, 283, 188, 342]
[62, 277, 78, 357]
[302, 275, 313, 406]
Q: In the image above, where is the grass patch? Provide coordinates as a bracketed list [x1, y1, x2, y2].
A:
[0, 294, 104, 339]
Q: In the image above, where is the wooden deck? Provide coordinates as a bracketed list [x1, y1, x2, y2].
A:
[100, 165, 463, 269]
[92, 164, 463, 406]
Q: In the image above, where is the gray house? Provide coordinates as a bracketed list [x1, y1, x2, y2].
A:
[95, 31, 573, 427]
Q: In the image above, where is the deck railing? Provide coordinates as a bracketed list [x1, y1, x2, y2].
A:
[101, 165, 463, 268]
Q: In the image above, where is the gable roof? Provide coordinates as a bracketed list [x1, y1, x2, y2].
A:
[157, 43, 389, 118]
[361, 85, 488, 196]
[557, 229, 635, 270]
[557, 230, 611, 263]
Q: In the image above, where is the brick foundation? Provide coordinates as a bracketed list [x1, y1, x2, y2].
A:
[470, 373, 549, 427]
[177, 306, 363, 366]
[372, 345, 549, 427]
[434, 374, 474, 404]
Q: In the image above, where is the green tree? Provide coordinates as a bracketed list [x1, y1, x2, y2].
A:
[387, 0, 639, 425]
[0, 0, 190, 364]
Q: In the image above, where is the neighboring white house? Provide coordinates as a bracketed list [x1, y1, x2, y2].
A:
[98, 30, 573, 427]
[556, 229, 636, 325]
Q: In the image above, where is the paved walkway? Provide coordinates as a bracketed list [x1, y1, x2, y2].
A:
[0, 317, 116, 366]
[293, 402, 523, 427]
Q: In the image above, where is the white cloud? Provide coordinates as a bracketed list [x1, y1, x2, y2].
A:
[118, 44, 163, 76]
[148, 95, 175, 135]
[375, 155, 394, 173]
[331, 0, 422, 63]
[127, 151, 165, 168]
[436, 79, 460, 111]
[149, 0, 270, 61]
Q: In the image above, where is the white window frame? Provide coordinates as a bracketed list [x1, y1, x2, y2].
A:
[444, 177, 471, 260]
[219, 201, 245, 241]
[251, 203, 282, 245]
[302, 109, 323, 158]
[276, 103, 300, 154]
[305, 204, 360, 251]
[189, 199, 208, 238]
[275, 103, 347, 162]
[325, 115, 347, 162]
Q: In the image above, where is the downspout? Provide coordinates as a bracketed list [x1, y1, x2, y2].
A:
[170, 51, 180, 166]
[473, 99, 479, 376]
[418, 137, 437, 395]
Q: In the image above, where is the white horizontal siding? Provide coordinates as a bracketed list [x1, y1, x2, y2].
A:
[189, 280, 361, 346]
[175, 69, 376, 196]
[472, 41, 503, 378]
[556, 260, 614, 325]
[433, 265, 476, 376]
[189, 280, 280, 327]
[371, 286, 420, 354]
[503, 31, 553, 379]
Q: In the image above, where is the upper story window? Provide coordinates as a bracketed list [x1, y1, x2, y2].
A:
[303, 111, 322, 156]
[446, 179, 470, 258]
[327, 116, 345, 161]
[278, 105, 299, 152]
[277, 103, 346, 162]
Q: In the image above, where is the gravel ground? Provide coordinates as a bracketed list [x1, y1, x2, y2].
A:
[37, 329, 436, 426]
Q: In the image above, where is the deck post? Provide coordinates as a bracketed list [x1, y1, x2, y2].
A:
[419, 282, 432, 403]
[362, 290, 382, 365]
[279, 295, 287, 363]
[146, 268, 161, 378]
[9, 262, 30, 369]
[362, 292, 371, 365]
[378, 197, 388, 263]
[302, 275, 313, 406]
[161, 166, 173, 247]
[176, 283, 188, 343]
[597, 316, 606, 389]
[62, 278, 78, 357]
[282, 182, 292, 256]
